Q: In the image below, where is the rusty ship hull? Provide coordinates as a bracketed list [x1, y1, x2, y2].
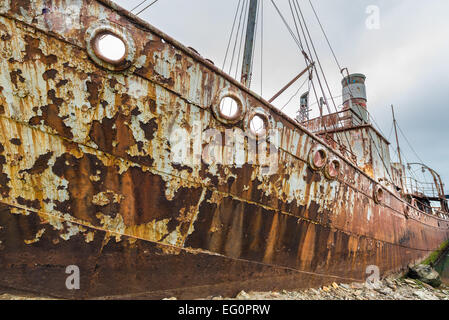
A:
[0, 0, 448, 299]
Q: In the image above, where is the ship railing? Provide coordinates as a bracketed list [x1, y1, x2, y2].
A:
[301, 108, 364, 134]
[300, 109, 361, 163]
[301, 109, 348, 133]
[404, 177, 440, 199]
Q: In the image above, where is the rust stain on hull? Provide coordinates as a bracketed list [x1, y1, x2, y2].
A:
[0, 0, 448, 299]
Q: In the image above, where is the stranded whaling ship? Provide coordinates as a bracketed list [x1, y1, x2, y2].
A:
[0, 0, 448, 299]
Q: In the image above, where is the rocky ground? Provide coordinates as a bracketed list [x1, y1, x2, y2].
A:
[0, 292, 52, 300]
[207, 277, 449, 300]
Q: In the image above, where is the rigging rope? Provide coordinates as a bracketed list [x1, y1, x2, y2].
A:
[269, 0, 318, 112]
[292, 0, 349, 147]
[288, 0, 305, 52]
[228, 0, 247, 75]
[265, 1, 341, 150]
[235, 0, 250, 79]
[308, 0, 343, 72]
[249, 0, 262, 89]
[308, 95, 343, 109]
[397, 122, 425, 164]
[222, 0, 243, 70]
[366, 109, 388, 139]
[269, 0, 304, 53]
[294, 0, 337, 117]
[292, 0, 359, 156]
[387, 122, 394, 142]
[131, 0, 148, 12]
[135, 0, 160, 16]
[281, 77, 309, 111]
[222, 0, 262, 95]
[286, 0, 324, 128]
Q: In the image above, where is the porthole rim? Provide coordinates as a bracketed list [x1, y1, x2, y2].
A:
[249, 113, 269, 137]
[86, 21, 136, 72]
[309, 145, 328, 171]
[324, 157, 341, 180]
[92, 31, 129, 66]
[212, 88, 247, 125]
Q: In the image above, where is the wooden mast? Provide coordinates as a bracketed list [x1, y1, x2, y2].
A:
[240, 0, 259, 88]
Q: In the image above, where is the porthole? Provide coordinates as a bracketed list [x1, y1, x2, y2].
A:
[244, 107, 272, 140]
[374, 185, 384, 204]
[86, 21, 135, 71]
[212, 89, 246, 124]
[93, 32, 127, 64]
[309, 145, 328, 171]
[249, 114, 268, 137]
[219, 96, 241, 120]
[324, 158, 341, 180]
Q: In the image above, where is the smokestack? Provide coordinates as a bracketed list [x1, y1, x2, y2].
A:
[342, 73, 368, 125]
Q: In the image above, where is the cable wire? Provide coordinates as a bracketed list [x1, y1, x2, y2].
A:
[234, 0, 250, 79]
[131, 0, 148, 12]
[281, 77, 309, 111]
[269, 0, 304, 52]
[228, 0, 247, 75]
[222, 0, 243, 70]
[248, 0, 262, 89]
[292, 0, 349, 147]
[397, 123, 425, 164]
[136, 0, 160, 16]
[308, 0, 342, 72]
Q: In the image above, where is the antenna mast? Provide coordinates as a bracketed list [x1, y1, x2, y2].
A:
[240, 0, 259, 88]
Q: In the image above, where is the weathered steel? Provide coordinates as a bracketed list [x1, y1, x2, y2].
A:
[0, 0, 448, 299]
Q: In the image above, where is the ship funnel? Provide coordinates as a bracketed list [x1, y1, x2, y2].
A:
[342, 73, 368, 125]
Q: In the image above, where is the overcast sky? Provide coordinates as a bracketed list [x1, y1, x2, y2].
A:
[113, 0, 449, 194]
